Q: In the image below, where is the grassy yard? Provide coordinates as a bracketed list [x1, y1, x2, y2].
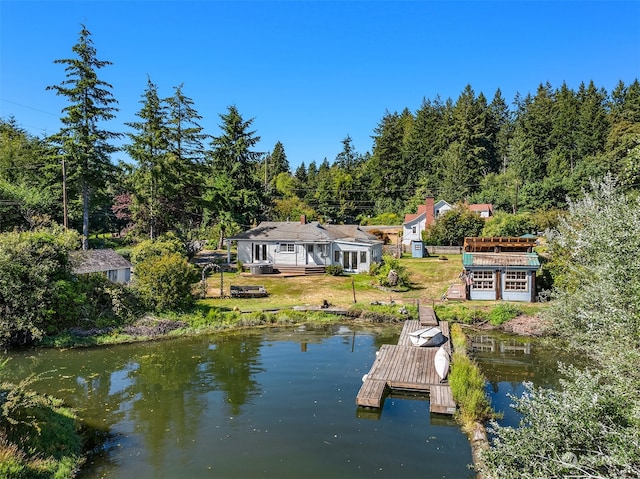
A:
[199, 254, 467, 311]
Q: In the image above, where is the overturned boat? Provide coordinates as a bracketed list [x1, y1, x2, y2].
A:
[408, 326, 445, 347]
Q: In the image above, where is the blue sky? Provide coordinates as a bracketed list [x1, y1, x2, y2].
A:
[1, 1, 639, 169]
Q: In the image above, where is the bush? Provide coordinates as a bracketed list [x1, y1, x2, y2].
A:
[325, 264, 344, 276]
[375, 254, 410, 288]
[0, 373, 84, 479]
[435, 304, 487, 324]
[0, 228, 79, 347]
[134, 252, 197, 312]
[130, 236, 186, 265]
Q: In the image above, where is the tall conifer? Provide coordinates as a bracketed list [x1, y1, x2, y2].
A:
[47, 25, 120, 249]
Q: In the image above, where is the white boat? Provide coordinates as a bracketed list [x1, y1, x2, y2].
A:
[434, 346, 450, 381]
[408, 326, 444, 347]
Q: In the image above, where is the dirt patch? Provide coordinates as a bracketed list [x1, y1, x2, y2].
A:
[501, 314, 552, 337]
[123, 316, 187, 337]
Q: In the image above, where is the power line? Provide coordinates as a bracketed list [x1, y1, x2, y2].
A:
[0, 98, 59, 117]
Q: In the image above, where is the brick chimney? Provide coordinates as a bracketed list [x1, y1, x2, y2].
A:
[425, 197, 435, 226]
[300, 214, 306, 225]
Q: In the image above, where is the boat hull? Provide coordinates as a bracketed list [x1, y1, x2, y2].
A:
[409, 327, 444, 347]
[434, 346, 450, 380]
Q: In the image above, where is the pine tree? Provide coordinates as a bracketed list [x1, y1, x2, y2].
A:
[208, 105, 263, 229]
[125, 78, 169, 239]
[165, 84, 207, 229]
[548, 82, 579, 176]
[47, 25, 120, 249]
[263, 141, 289, 191]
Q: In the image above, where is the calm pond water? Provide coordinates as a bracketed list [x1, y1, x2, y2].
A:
[468, 329, 575, 428]
[5, 325, 477, 479]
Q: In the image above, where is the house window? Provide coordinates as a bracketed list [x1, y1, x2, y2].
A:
[505, 271, 528, 291]
[106, 270, 118, 282]
[360, 251, 367, 263]
[280, 243, 295, 253]
[472, 270, 494, 290]
[307, 244, 314, 254]
[334, 250, 341, 262]
[412, 225, 417, 234]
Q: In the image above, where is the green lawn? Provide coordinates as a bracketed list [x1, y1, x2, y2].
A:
[198, 254, 467, 311]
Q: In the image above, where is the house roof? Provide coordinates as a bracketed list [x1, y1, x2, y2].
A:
[360, 225, 402, 232]
[230, 221, 382, 244]
[403, 204, 427, 224]
[462, 252, 540, 269]
[468, 203, 494, 213]
[434, 200, 451, 210]
[69, 248, 132, 275]
[403, 200, 452, 225]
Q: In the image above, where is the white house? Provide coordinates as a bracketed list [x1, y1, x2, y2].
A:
[69, 248, 132, 283]
[402, 197, 452, 246]
[468, 203, 494, 218]
[229, 216, 383, 274]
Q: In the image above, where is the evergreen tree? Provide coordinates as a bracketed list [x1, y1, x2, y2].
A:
[335, 135, 359, 170]
[606, 80, 640, 188]
[368, 109, 414, 201]
[312, 158, 335, 221]
[489, 89, 513, 174]
[405, 96, 449, 179]
[165, 84, 207, 229]
[47, 25, 120, 249]
[450, 85, 497, 182]
[547, 82, 579, 176]
[262, 141, 290, 207]
[208, 105, 263, 229]
[576, 81, 609, 161]
[125, 78, 169, 239]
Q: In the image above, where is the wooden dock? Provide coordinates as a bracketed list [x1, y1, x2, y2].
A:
[356, 319, 456, 415]
[418, 304, 439, 326]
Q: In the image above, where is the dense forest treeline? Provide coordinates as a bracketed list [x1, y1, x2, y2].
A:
[1, 27, 639, 245]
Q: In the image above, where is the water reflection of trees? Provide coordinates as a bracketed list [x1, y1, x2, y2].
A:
[122, 335, 264, 471]
[5, 334, 267, 475]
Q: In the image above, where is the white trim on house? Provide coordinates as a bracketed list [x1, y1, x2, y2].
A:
[230, 221, 383, 274]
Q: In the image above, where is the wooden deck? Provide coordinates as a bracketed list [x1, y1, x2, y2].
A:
[356, 319, 456, 414]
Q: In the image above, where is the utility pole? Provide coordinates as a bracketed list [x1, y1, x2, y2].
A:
[264, 153, 268, 191]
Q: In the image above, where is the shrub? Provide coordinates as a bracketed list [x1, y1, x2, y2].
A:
[134, 252, 197, 312]
[0, 373, 84, 479]
[375, 254, 410, 288]
[0, 228, 79, 347]
[129, 237, 186, 265]
[435, 304, 487, 324]
[325, 264, 344, 276]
